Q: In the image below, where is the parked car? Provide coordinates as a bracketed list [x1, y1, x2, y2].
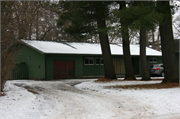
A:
[149, 64, 164, 77]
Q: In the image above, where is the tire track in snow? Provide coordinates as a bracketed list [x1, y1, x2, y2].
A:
[20, 81, 155, 119]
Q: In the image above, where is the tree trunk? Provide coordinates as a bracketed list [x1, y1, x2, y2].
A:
[140, 26, 151, 80]
[36, 10, 39, 40]
[157, 29, 160, 51]
[152, 30, 155, 49]
[29, 23, 32, 39]
[119, 1, 136, 80]
[157, 1, 179, 83]
[95, 3, 116, 79]
[19, 20, 24, 39]
[146, 31, 149, 47]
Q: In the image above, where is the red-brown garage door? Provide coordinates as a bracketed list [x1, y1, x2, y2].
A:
[54, 60, 74, 79]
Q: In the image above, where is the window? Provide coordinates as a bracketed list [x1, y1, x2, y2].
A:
[95, 58, 100, 65]
[100, 58, 104, 65]
[95, 57, 104, 65]
[84, 57, 94, 65]
[149, 58, 157, 63]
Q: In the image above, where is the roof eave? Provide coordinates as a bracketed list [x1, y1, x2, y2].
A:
[20, 40, 45, 55]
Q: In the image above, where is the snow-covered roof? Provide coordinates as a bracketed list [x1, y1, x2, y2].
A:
[21, 40, 162, 56]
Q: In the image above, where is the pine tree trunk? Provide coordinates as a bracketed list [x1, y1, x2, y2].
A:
[19, 20, 24, 39]
[157, 29, 160, 51]
[36, 11, 39, 40]
[95, 3, 117, 79]
[140, 26, 151, 80]
[29, 23, 32, 39]
[157, 1, 179, 83]
[119, 1, 136, 80]
[146, 31, 149, 47]
[152, 30, 155, 49]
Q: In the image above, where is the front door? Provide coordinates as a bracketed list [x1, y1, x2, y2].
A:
[54, 60, 74, 79]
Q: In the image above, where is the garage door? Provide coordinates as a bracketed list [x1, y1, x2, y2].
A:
[54, 60, 74, 79]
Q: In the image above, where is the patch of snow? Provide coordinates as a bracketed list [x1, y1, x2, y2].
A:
[1, 79, 179, 119]
[21, 40, 162, 56]
[1, 81, 44, 119]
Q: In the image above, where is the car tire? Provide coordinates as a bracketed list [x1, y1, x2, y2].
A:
[161, 72, 165, 77]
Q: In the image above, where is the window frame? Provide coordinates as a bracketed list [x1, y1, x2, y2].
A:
[149, 58, 157, 63]
[84, 57, 94, 65]
[95, 57, 104, 65]
[100, 58, 104, 65]
[95, 57, 100, 65]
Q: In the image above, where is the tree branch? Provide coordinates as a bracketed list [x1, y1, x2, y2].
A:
[173, 23, 180, 33]
[40, 26, 57, 40]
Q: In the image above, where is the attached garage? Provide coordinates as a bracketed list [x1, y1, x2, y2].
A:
[12, 40, 162, 80]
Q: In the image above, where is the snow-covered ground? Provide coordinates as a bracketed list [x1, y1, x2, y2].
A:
[0, 78, 180, 119]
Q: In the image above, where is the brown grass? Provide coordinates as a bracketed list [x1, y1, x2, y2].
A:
[1, 92, 6, 96]
[95, 77, 118, 82]
[96, 77, 179, 89]
[105, 83, 179, 89]
[95, 77, 164, 83]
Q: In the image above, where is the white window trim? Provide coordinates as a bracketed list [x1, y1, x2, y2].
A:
[84, 57, 94, 65]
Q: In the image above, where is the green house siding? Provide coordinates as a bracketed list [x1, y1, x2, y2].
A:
[147, 56, 162, 67]
[45, 54, 83, 79]
[12, 43, 163, 79]
[83, 65, 104, 76]
[83, 56, 104, 77]
[12, 62, 28, 79]
[82, 56, 162, 77]
[132, 56, 140, 75]
[44, 55, 162, 78]
[15, 45, 45, 79]
[82, 55, 157, 77]
[83, 55, 127, 77]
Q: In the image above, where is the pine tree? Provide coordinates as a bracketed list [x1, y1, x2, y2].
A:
[157, 1, 179, 83]
[140, 25, 150, 80]
[57, 1, 117, 79]
[118, 1, 136, 80]
[116, 1, 160, 80]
